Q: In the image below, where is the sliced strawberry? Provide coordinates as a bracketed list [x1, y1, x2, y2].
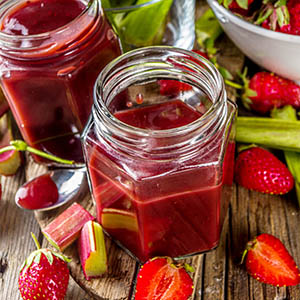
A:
[135, 257, 193, 300]
[235, 146, 294, 195]
[243, 233, 300, 286]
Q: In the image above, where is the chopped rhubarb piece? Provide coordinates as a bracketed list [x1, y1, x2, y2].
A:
[101, 208, 138, 232]
[42, 202, 94, 251]
[0, 113, 22, 176]
[78, 220, 107, 280]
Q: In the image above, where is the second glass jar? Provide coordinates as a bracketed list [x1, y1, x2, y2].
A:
[0, 0, 121, 164]
[82, 47, 236, 262]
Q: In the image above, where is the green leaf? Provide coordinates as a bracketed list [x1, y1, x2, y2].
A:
[195, 9, 223, 50]
[184, 263, 195, 273]
[218, 66, 234, 80]
[236, 0, 249, 9]
[25, 250, 39, 270]
[53, 252, 72, 263]
[223, 0, 233, 9]
[276, 7, 285, 27]
[43, 250, 54, 265]
[271, 105, 297, 121]
[34, 252, 41, 264]
[255, 8, 273, 25]
[104, 0, 173, 50]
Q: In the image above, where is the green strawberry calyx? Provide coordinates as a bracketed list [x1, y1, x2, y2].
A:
[255, 0, 290, 30]
[20, 233, 71, 274]
[149, 256, 195, 273]
[240, 238, 257, 264]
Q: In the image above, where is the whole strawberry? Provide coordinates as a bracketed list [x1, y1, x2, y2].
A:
[283, 0, 300, 35]
[235, 146, 294, 195]
[242, 233, 300, 286]
[19, 233, 70, 300]
[135, 257, 194, 300]
[242, 71, 300, 114]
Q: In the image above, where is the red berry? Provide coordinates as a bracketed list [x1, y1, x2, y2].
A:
[19, 234, 69, 300]
[16, 174, 59, 210]
[285, 0, 300, 35]
[135, 257, 194, 300]
[247, 72, 300, 113]
[243, 233, 300, 286]
[235, 147, 294, 195]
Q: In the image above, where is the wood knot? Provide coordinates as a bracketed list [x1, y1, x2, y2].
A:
[0, 256, 8, 277]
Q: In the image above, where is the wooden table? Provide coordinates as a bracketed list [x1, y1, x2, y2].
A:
[1, 2, 300, 300]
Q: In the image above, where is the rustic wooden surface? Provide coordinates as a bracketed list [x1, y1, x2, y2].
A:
[1, 1, 300, 300]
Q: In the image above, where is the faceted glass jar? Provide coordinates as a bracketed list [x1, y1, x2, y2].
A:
[82, 47, 236, 262]
[0, 0, 121, 164]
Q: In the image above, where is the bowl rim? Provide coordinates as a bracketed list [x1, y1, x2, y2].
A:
[207, 0, 300, 43]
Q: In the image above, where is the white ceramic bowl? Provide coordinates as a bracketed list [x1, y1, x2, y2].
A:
[207, 0, 300, 82]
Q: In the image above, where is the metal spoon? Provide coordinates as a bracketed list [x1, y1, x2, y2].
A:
[15, 167, 88, 212]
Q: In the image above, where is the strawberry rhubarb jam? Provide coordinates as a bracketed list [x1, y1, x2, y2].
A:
[82, 47, 236, 262]
[0, 0, 121, 163]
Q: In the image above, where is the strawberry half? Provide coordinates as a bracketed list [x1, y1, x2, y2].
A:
[243, 233, 300, 287]
[235, 146, 294, 195]
[19, 233, 70, 300]
[135, 257, 194, 300]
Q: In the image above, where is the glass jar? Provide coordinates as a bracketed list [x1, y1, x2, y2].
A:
[102, 0, 196, 52]
[82, 47, 236, 262]
[0, 0, 121, 164]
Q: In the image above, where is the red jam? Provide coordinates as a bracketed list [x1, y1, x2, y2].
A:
[0, 0, 85, 35]
[16, 174, 59, 210]
[0, 0, 121, 163]
[88, 100, 235, 262]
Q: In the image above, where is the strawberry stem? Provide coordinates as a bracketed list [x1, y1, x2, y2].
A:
[31, 232, 41, 250]
[224, 79, 243, 89]
[0, 140, 74, 165]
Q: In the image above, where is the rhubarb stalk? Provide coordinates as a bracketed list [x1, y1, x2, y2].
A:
[271, 105, 300, 207]
[236, 117, 300, 152]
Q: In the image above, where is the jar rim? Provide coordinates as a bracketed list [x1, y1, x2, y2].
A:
[93, 46, 227, 139]
[0, 0, 101, 40]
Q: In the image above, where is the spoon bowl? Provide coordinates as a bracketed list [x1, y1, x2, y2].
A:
[15, 168, 88, 212]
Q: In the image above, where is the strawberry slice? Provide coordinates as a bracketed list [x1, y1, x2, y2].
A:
[243, 233, 300, 287]
[135, 257, 194, 300]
